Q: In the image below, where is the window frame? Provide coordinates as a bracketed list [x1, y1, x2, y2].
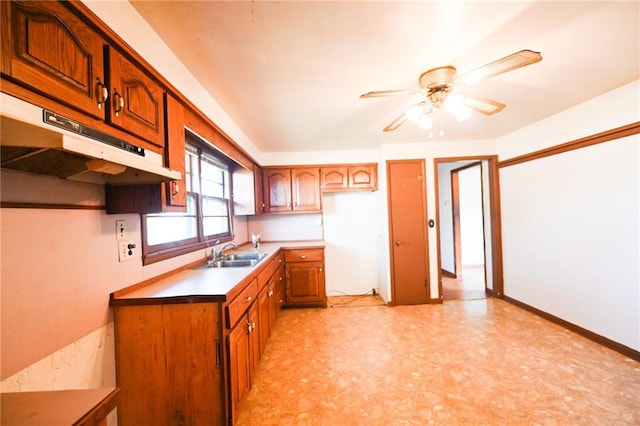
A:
[141, 132, 235, 265]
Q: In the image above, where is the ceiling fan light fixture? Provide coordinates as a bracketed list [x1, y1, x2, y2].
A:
[405, 104, 425, 123]
[418, 114, 434, 130]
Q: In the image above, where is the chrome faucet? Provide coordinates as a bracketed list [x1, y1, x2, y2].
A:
[213, 241, 238, 261]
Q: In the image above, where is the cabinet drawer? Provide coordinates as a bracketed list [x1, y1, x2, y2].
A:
[226, 279, 258, 329]
[284, 249, 324, 263]
[257, 253, 283, 290]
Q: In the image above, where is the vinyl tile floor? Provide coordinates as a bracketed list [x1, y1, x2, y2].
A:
[236, 298, 639, 425]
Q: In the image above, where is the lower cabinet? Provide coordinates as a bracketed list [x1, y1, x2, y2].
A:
[284, 248, 326, 307]
[112, 302, 225, 425]
[227, 303, 257, 417]
[111, 249, 310, 425]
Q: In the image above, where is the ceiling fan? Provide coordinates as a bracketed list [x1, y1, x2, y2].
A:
[360, 49, 542, 132]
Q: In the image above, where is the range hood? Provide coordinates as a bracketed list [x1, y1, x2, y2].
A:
[0, 93, 181, 184]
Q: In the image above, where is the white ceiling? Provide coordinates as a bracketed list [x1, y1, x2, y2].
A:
[130, 1, 639, 153]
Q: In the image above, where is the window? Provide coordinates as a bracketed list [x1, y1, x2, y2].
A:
[142, 133, 233, 264]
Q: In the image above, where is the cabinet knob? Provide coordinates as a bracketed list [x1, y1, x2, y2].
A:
[395, 240, 401, 246]
[244, 296, 252, 303]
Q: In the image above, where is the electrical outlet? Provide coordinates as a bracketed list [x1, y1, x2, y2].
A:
[118, 241, 136, 262]
[116, 220, 126, 241]
[372, 288, 378, 295]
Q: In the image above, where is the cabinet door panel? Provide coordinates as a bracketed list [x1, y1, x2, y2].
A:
[263, 168, 291, 212]
[349, 164, 378, 190]
[107, 48, 165, 147]
[163, 93, 187, 209]
[292, 168, 321, 211]
[1, 1, 106, 119]
[321, 166, 348, 191]
[285, 262, 324, 304]
[228, 319, 251, 416]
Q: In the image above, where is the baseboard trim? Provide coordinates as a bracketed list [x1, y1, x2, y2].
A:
[503, 295, 640, 362]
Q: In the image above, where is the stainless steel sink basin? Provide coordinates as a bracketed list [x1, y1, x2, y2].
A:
[223, 253, 268, 262]
[203, 252, 268, 268]
[208, 259, 259, 268]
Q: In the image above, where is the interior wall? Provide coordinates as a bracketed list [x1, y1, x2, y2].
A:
[497, 80, 640, 351]
[322, 191, 379, 295]
[0, 169, 248, 385]
[500, 135, 639, 350]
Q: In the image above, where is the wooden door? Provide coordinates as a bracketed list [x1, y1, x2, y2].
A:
[285, 262, 325, 305]
[321, 166, 349, 191]
[162, 93, 187, 210]
[227, 317, 251, 416]
[263, 168, 292, 212]
[387, 160, 430, 305]
[1, 1, 107, 119]
[292, 167, 321, 211]
[349, 164, 378, 190]
[257, 286, 271, 353]
[106, 48, 165, 147]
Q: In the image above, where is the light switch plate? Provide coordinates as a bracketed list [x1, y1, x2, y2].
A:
[116, 220, 126, 241]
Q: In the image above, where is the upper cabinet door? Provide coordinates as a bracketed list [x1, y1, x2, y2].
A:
[1, 1, 107, 119]
[163, 93, 187, 209]
[292, 168, 321, 212]
[106, 48, 165, 148]
[320, 166, 348, 191]
[263, 168, 292, 213]
[349, 164, 378, 190]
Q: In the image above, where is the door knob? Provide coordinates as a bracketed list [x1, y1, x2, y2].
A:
[395, 240, 401, 246]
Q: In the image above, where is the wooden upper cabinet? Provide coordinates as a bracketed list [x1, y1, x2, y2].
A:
[1, 1, 107, 119]
[106, 48, 165, 148]
[321, 163, 378, 192]
[291, 168, 321, 211]
[263, 167, 321, 213]
[263, 168, 292, 213]
[320, 166, 348, 191]
[162, 93, 186, 209]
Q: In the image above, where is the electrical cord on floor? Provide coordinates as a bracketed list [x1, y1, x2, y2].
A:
[326, 289, 385, 308]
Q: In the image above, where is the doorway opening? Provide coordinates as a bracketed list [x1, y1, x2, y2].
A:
[435, 157, 502, 301]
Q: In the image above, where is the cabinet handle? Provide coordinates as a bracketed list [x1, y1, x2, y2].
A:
[319, 267, 323, 272]
[171, 182, 180, 198]
[246, 319, 253, 333]
[244, 296, 252, 303]
[300, 255, 307, 259]
[113, 89, 125, 117]
[268, 289, 274, 297]
[96, 78, 108, 110]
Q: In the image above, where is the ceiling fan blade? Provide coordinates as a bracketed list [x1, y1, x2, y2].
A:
[360, 89, 421, 98]
[454, 50, 542, 86]
[464, 96, 506, 115]
[383, 114, 407, 132]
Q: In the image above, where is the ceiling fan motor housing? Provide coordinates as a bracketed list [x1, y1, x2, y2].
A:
[419, 66, 457, 90]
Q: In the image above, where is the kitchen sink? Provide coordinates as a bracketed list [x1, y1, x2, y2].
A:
[203, 252, 268, 268]
[222, 253, 268, 262]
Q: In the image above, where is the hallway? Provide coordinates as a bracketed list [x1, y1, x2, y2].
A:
[442, 265, 487, 301]
[237, 299, 639, 425]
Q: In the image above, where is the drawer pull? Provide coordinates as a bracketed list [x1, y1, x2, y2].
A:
[244, 296, 252, 303]
[300, 255, 307, 259]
